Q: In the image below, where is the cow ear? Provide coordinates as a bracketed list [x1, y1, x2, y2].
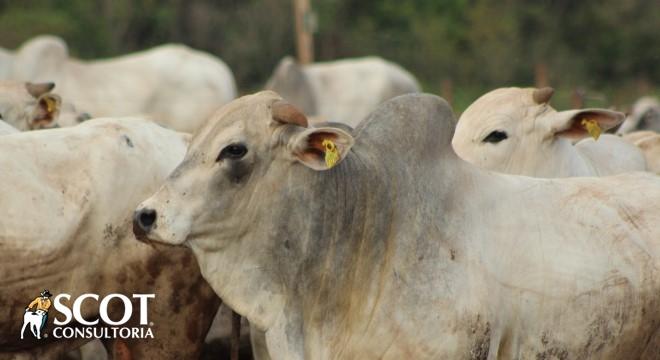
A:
[30, 93, 61, 129]
[549, 109, 625, 141]
[288, 127, 354, 171]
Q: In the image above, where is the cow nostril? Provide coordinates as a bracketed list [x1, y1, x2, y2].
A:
[139, 209, 157, 229]
[133, 208, 157, 240]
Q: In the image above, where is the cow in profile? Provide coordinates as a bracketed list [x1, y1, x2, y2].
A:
[134, 91, 660, 359]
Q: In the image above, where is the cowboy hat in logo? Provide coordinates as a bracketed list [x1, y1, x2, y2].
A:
[21, 289, 53, 339]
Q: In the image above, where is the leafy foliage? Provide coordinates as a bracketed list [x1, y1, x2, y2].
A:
[0, 0, 658, 111]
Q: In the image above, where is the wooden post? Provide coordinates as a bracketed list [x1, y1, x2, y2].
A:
[636, 77, 651, 95]
[293, 0, 314, 64]
[534, 62, 548, 88]
[571, 88, 585, 109]
[441, 79, 453, 105]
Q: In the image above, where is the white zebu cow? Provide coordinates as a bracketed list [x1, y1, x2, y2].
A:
[452, 87, 647, 177]
[0, 80, 90, 131]
[9, 35, 237, 133]
[134, 92, 660, 359]
[618, 96, 660, 134]
[0, 119, 219, 359]
[267, 56, 420, 127]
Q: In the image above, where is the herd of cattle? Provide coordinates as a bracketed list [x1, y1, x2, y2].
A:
[1, 35, 660, 359]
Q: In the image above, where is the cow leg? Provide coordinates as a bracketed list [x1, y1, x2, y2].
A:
[264, 312, 304, 360]
[250, 326, 271, 360]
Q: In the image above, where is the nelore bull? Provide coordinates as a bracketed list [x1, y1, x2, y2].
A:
[135, 91, 660, 359]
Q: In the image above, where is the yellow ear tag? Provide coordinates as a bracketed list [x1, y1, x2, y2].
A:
[581, 118, 601, 141]
[322, 139, 339, 168]
[44, 97, 56, 113]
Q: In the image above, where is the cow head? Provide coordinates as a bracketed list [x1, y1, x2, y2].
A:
[133, 92, 354, 324]
[134, 91, 353, 245]
[451, 87, 625, 174]
[0, 81, 62, 130]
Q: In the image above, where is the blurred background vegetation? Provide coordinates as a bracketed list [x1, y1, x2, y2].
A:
[0, 0, 658, 112]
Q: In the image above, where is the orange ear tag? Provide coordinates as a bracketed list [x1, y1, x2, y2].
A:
[581, 118, 601, 140]
[322, 139, 339, 168]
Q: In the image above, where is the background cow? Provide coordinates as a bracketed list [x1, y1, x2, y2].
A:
[266, 56, 420, 127]
[623, 130, 660, 174]
[6, 35, 237, 133]
[0, 80, 89, 131]
[617, 96, 660, 134]
[0, 119, 219, 359]
[452, 87, 647, 177]
[134, 92, 660, 359]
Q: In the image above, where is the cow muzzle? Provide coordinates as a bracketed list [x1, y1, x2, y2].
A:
[133, 208, 157, 242]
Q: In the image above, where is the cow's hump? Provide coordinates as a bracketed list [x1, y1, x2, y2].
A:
[355, 93, 457, 164]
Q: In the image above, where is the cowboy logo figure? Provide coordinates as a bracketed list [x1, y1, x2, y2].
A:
[21, 290, 52, 339]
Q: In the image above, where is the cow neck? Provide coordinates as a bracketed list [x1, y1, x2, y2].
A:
[261, 142, 474, 338]
[207, 94, 475, 335]
[185, 148, 394, 332]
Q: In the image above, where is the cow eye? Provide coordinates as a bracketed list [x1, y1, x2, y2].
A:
[0, 113, 3, 119]
[482, 130, 508, 144]
[217, 143, 248, 161]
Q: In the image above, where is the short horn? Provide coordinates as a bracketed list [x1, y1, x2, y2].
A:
[532, 87, 555, 104]
[272, 100, 308, 128]
[26, 82, 55, 98]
